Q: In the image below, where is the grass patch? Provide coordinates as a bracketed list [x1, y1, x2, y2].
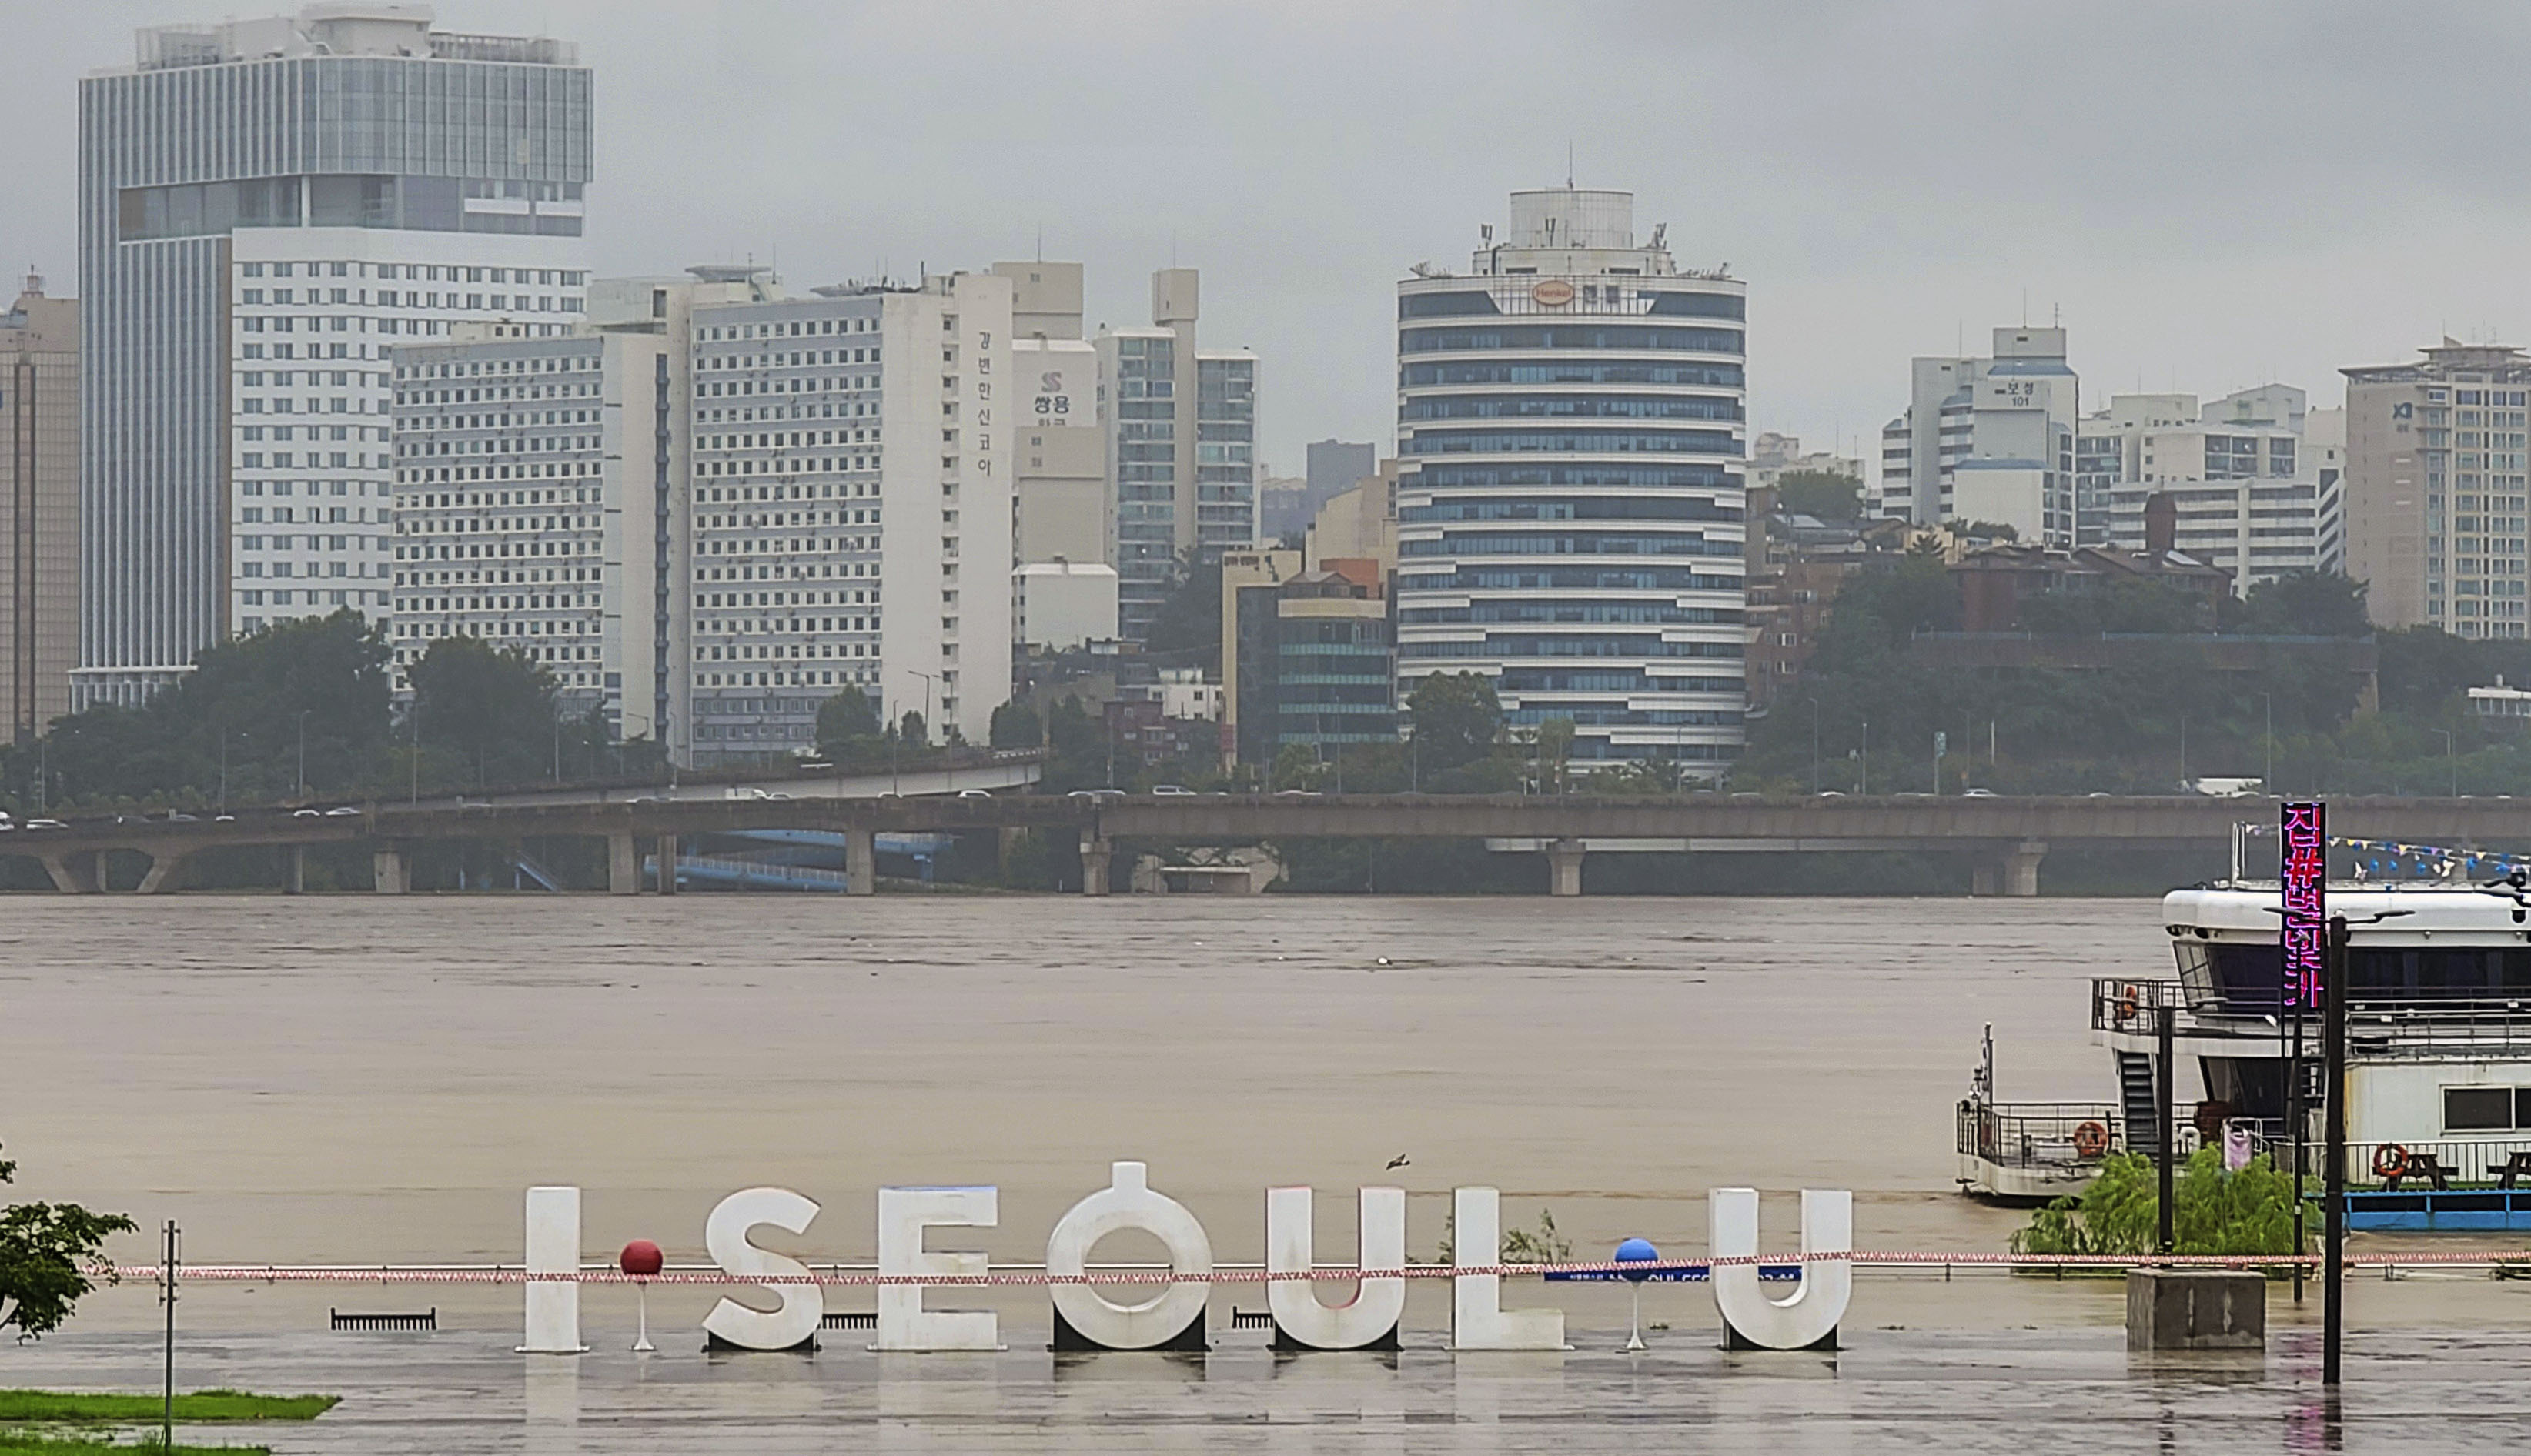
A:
[0, 1432, 269, 1454]
[0, 1392, 335, 1424]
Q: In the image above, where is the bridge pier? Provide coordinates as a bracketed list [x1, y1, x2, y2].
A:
[655, 834, 679, 895]
[607, 833, 639, 895]
[844, 827, 876, 896]
[373, 846, 411, 894]
[135, 850, 191, 895]
[1973, 839, 2048, 897]
[1545, 837, 1586, 897]
[285, 845, 306, 895]
[39, 850, 101, 894]
[1080, 837, 1113, 897]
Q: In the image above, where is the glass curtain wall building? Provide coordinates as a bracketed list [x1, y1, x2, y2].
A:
[1393, 187, 1747, 772]
[77, 8, 591, 706]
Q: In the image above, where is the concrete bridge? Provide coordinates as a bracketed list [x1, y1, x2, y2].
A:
[8, 791, 2519, 897]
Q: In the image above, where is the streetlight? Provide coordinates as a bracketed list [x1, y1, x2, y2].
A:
[2262, 692, 2275, 795]
[294, 710, 313, 800]
[904, 670, 938, 746]
[2435, 729, 2456, 797]
[1807, 698, 1821, 795]
[1859, 716, 1869, 796]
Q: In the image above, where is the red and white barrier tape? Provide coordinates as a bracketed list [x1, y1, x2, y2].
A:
[83, 1249, 2531, 1286]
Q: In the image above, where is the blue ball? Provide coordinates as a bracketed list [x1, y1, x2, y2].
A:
[1614, 1237, 1658, 1281]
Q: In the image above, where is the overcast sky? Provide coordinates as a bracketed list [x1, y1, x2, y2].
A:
[6, 2, 2529, 478]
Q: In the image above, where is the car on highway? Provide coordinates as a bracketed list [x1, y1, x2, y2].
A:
[957, 789, 993, 799]
[292, 808, 321, 818]
[323, 805, 361, 816]
[1150, 784, 1197, 796]
[1065, 789, 1124, 802]
[1272, 789, 1322, 797]
[1963, 788, 1998, 798]
[166, 811, 199, 821]
[25, 818, 65, 830]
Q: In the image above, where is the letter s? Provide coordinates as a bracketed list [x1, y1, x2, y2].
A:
[702, 1187, 824, 1350]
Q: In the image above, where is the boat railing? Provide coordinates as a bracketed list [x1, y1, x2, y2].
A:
[2343, 1138, 2531, 1189]
[2344, 1000, 2531, 1060]
[2093, 980, 2531, 1053]
[2091, 977, 2195, 1034]
[1955, 1100, 2122, 1170]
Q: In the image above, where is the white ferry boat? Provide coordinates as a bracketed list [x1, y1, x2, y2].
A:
[1961, 880, 2531, 1227]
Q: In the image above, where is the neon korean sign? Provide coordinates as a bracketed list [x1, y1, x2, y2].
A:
[2281, 801, 2326, 1007]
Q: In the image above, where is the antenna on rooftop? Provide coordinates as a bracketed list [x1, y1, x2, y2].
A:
[1566, 141, 1574, 188]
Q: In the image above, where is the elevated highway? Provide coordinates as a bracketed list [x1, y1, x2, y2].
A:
[8, 791, 2521, 897]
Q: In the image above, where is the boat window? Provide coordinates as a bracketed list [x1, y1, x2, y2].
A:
[2171, 940, 2216, 1001]
[2443, 1086, 2516, 1132]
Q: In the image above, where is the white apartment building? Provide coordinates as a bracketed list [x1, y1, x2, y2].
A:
[79, 6, 591, 706]
[1877, 327, 2078, 543]
[1098, 269, 1259, 640]
[229, 245, 590, 641]
[2092, 385, 2343, 591]
[2341, 341, 2531, 636]
[386, 325, 664, 727]
[682, 272, 1015, 758]
[994, 261, 1108, 569]
[580, 265, 783, 760]
[1748, 431, 1864, 493]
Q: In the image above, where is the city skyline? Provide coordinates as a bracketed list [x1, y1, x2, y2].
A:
[8, 2, 2531, 479]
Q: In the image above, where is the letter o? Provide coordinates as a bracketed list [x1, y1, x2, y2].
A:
[1045, 1162, 1212, 1350]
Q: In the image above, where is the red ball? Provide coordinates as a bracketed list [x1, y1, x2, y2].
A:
[619, 1239, 664, 1277]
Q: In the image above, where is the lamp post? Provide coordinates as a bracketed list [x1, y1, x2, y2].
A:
[905, 669, 938, 746]
[294, 709, 312, 800]
[1859, 716, 1869, 795]
[2262, 691, 2274, 794]
[1807, 697, 1820, 795]
[2436, 729, 2456, 797]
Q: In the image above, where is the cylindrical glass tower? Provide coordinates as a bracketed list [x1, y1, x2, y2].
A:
[1393, 188, 1747, 774]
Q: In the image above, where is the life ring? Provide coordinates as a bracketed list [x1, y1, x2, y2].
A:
[2372, 1144, 2409, 1180]
[2072, 1121, 2111, 1159]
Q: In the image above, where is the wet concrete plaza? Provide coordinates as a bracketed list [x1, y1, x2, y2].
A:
[10, 1321, 2531, 1453]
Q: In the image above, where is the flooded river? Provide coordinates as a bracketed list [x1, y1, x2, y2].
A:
[45, 890, 2527, 1344]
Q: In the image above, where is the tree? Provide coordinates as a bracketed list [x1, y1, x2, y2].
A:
[1407, 672, 1501, 773]
[1773, 469, 1863, 522]
[989, 700, 1042, 750]
[0, 1144, 136, 1339]
[12, 610, 390, 806]
[2232, 569, 2370, 639]
[815, 687, 882, 760]
[1268, 742, 1325, 792]
[898, 710, 928, 746]
[407, 636, 558, 787]
[1142, 549, 1225, 668]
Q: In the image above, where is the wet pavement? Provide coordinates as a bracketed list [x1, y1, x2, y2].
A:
[7, 1322, 2528, 1453]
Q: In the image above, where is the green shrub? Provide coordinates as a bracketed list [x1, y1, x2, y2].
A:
[2012, 1148, 2317, 1258]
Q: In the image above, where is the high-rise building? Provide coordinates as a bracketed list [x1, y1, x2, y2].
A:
[1393, 186, 1747, 773]
[581, 265, 784, 757]
[994, 262, 1107, 569]
[1876, 328, 2078, 543]
[386, 323, 670, 733]
[1, 275, 79, 741]
[682, 272, 1015, 756]
[78, 5, 592, 707]
[2342, 341, 2531, 636]
[1098, 269, 1257, 639]
[1264, 438, 1376, 542]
